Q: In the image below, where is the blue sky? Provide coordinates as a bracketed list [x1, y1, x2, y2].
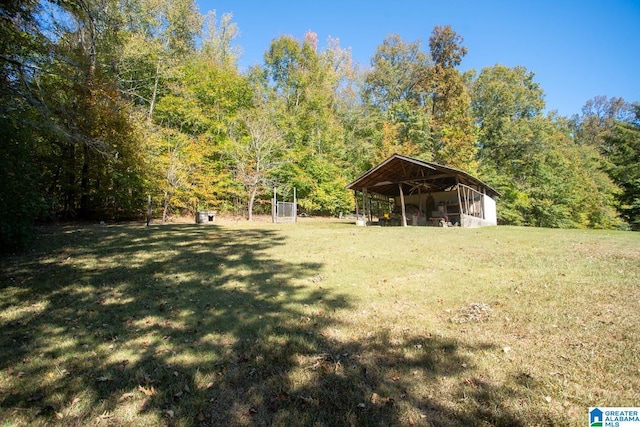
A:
[196, 0, 640, 117]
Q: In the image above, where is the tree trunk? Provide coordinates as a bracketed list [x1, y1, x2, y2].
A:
[162, 190, 172, 223]
[247, 185, 258, 221]
[64, 143, 77, 219]
[79, 143, 91, 218]
[149, 60, 161, 120]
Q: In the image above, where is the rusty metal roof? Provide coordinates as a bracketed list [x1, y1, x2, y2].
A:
[346, 154, 500, 198]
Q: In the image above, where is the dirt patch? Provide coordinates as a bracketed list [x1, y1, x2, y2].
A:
[449, 302, 492, 323]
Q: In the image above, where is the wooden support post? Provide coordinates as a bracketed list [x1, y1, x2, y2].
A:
[418, 186, 422, 226]
[399, 183, 407, 227]
[456, 178, 463, 227]
[362, 188, 368, 224]
[354, 191, 359, 217]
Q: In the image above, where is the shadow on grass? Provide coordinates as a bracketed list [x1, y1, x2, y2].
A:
[1, 223, 539, 426]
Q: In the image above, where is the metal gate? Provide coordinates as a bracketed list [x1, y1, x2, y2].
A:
[276, 201, 296, 223]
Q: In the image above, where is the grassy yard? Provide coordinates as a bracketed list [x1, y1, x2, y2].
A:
[0, 220, 639, 426]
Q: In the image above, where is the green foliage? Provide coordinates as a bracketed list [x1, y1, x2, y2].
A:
[0, 115, 43, 250]
[0, 0, 46, 249]
[471, 64, 545, 157]
[1, 1, 637, 235]
[226, 107, 286, 220]
[262, 33, 355, 216]
[150, 56, 253, 218]
[363, 35, 430, 110]
[362, 29, 477, 172]
[281, 154, 353, 216]
[471, 67, 624, 229]
[602, 108, 640, 229]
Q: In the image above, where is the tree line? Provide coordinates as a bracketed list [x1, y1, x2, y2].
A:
[1, 0, 639, 249]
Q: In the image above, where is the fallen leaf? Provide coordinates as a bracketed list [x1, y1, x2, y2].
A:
[198, 411, 205, 421]
[96, 376, 109, 382]
[71, 397, 81, 406]
[545, 396, 552, 403]
[391, 374, 400, 381]
[118, 392, 134, 402]
[463, 377, 477, 388]
[138, 385, 156, 396]
[371, 393, 394, 406]
[98, 411, 113, 420]
[165, 409, 174, 418]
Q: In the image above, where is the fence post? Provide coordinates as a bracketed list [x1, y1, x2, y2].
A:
[293, 187, 297, 223]
[272, 187, 277, 223]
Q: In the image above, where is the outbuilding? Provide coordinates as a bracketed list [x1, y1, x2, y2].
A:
[346, 154, 499, 227]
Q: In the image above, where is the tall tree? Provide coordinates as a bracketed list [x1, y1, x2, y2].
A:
[424, 25, 477, 171]
[115, 0, 202, 119]
[227, 107, 285, 220]
[363, 28, 477, 170]
[0, 0, 47, 248]
[201, 10, 241, 67]
[575, 95, 633, 148]
[363, 35, 432, 161]
[470, 67, 622, 228]
[363, 35, 430, 111]
[263, 33, 354, 215]
[11, 0, 149, 221]
[471, 64, 546, 163]
[601, 105, 640, 229]
[151, 55, 253, 218]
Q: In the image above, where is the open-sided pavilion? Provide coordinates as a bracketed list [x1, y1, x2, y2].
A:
[346, 154, 500, 227]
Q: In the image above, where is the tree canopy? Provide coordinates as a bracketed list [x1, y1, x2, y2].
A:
[1, 0, 638, 249]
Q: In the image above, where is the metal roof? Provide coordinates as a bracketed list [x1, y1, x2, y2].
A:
[346, 154, 500, 198]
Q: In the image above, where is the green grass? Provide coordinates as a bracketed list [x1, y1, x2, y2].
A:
[1, 220, 639, 426]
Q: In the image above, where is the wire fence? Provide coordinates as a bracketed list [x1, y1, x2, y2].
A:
[276, 201, 296, 223]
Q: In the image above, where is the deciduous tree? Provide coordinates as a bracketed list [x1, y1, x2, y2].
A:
[601, 106, 640, 229]
[424, 25, 477, 171]
[227, 107, 285, 220]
